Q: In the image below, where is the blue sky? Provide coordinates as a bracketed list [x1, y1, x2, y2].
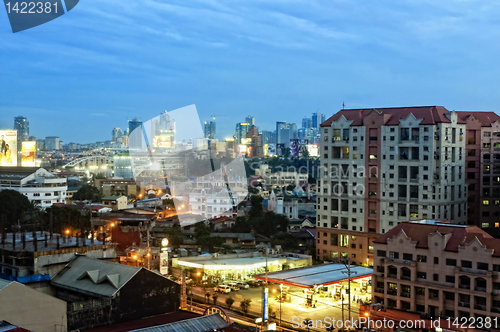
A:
[1, 0, 500, 143]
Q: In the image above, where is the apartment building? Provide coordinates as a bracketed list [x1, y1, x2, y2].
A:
[316, 106, 468, 265]
[372, 220, 500, 321]
[0, 167, 67, 209]
[456, 112, 500, 235]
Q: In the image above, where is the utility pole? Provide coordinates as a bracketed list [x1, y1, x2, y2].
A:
[342, 258, 357, 323]
[146, 221, 151, 270]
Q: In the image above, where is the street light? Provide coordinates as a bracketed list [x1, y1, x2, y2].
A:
[279, 283, 283, 327]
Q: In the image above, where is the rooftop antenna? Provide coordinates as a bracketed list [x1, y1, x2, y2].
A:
[342, 102, 345, 110]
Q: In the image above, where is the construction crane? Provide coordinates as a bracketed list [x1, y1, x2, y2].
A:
[210, 114, 227, 121]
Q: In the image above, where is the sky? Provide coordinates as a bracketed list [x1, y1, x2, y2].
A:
[1, 0, 500, 144]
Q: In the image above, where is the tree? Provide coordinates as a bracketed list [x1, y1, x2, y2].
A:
[212, 293, 219, 305]
[72, 184, 102, 202]
[0, 190, 32, 229]
[271, 232, 299, 251]
[205, 291, 211, 304]
[240, 298, 252, 316]
[248, 195, 264, 221]
[163, 226, 184, 246]
[225, 296, 235, 310]
[230, 217, 252, 233]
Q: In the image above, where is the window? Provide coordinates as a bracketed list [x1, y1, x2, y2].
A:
[477, 262, 489, 270]
[417, 255, 427, 262]
[403, 253, 413, 261]
[446, 258, 457, 266]
[389, 251, 399, 259]
[433, 274, 439, 281]
[377, 250, 386, 257]
[461, 260, 472, 268]
[339, 234, 348, 247]
[417, 271, 427, 279]
[434, 257, 439, 264]
[446, 276, 455, 283]
[330, 234, 338, 246]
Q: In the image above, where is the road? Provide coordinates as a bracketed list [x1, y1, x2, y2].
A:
[191, 285, 368, 331]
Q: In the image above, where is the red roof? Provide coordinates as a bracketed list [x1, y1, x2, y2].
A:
[456, 111, 500, 127]
[321, 106, 464, 127]
[374, 222, 500, 256]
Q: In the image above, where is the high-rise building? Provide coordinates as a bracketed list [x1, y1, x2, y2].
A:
[261, 130, 276, 145]
[112, 128, 123, 142]
[455, 111, 500, 235]
[316, 106, 468, 265]
[151, 111, 176, 150]
[128, 118, 143, 149]
[302, 117, 312, 129]
[276, 122, 298, 148]
[245, 116, 255, 126]
[312, 112, 325, 129]
[234, 122, 250, 145]
[45, 137, 61, 150]
[14, 116, 29, 141]
[246, 125, 262, 158]
[204, 121, 216, 140]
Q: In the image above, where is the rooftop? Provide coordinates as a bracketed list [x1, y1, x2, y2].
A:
[254, 263, 372, 288]
[321, 106, 464, 127]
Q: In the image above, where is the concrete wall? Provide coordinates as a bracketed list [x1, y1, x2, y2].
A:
[0, 282, 67, 332]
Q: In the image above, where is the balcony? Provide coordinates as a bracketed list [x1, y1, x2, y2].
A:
[475, 287, 486, 292]
[374, 288, 384, 294]
[401, 275, 411, 281]
[459, 284, 470, 290]
[456, 267, 493, 277]
[388, 274, 398, 279]
[387, 289, 397, 296]
[475, 304, 486, 311]
[401, 292, 411, 298]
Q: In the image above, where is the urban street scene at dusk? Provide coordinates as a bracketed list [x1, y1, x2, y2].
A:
[2, 1, 500, 332]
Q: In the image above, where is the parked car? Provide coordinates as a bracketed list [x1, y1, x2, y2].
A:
[247, 279, 265, 287]
[214, 285, 231, 293]
[228, 282, 240, 291]
[236, 282, 250, 289]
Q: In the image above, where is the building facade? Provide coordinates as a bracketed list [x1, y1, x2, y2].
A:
[456, 112, 500, 236]
[204, 121, 216, 139]
[0, 167, 67, 209]
[372, 220, 500, 321]
[316, 106, 468, 265]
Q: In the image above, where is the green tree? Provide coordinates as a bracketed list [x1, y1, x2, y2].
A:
[225, 296, 235, 310]
[163, 226, 184, 246]
[271, 232, 299, 251]
[240, 298, 252, 316]
[230, 217, 252, 233]
[248, 195, 264, 221]
[212, 292, 219, 305]
[72, 184, 102, 202]
[0, 190, 32, 229]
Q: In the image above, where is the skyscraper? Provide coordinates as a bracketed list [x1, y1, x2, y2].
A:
[14, 116, 29, 141]
[204, 121, 216, 139]
[112, 128, 123, 142]
[234, 122, 250, 144]
[302, 117, 312, 129]
[312, 112, 325, 129]
[246, 125, 262, 158]
[128, 118, 143, 149]
[276, 122, 298, 148]
[245, 116, 255, 126]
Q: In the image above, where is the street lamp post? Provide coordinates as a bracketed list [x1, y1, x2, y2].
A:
[341, 257, 357, 323]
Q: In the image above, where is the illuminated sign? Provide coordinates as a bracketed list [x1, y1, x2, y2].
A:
[160, 251, 169, 275]
[264, 287, 269, 321]
[177, 260, 281, 270]
[21, 141, 36, 167]
[0, 130, 17, 167]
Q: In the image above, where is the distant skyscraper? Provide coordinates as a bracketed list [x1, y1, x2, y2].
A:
[302, 117, 312, 129]
[260, 130, 276, 145]
[234, 122, 250, 144]
[245, 116, 255, 126]
[204, 121, 216, 139]
[45, 136, 60, 150]
[14, 116, 29, 141]
[312, 113, 325, 129]
[14, 116, 29, 166]
[276, 122, 298, 148]
[128, 118, 143, 149]
[112, 128, 123, 142]
[151, 111, 176, 149]
[246, 125, 262, 158]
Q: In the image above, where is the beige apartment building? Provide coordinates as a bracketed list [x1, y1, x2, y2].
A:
[316, 106, 468, 265]
[372, 220, 500, 321]
[456, 112, 500, 236]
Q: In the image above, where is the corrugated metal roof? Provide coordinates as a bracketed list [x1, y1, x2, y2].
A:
[131, 314, 228, 332]
[51, 256, 141, 297]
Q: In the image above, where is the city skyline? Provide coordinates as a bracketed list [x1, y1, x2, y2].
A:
[2, 1, 500, 142]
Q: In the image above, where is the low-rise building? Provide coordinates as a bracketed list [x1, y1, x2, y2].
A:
[372, 220, 500, 321]
[102, 195, 128, 211]
[0, 167, 67, 209]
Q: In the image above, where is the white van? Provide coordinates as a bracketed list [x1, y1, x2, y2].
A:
[215, 285, 231, 293]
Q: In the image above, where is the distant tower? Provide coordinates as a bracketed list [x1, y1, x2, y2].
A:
[312, 112, 325, 129]
[128, 118, 143, 149]
[112, 128, 123, 142]
[204, 121, 216, 139]
[14, 116, 29, 141]
[302, 117, 312, 129]
[245, 116, 255, 126]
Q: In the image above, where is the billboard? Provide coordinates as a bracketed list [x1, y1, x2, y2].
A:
[307, 144, 319, 157]
[0, 130, 17, 167]
[276, 144, 285, 156]
[290, 139, 299, 157]
[21, 141, 36, 167]
[153, 135, 172, 148]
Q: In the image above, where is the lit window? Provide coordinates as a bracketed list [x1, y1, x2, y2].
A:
[482, 223, 489, 228]
[369, 154, 377, 160]
[483, 200, 490, 205]
[340, 235, 349, 247]
[496, 223, 500, 228]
